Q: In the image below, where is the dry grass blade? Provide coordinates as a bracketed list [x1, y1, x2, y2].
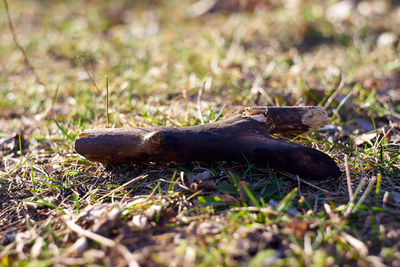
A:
[106, 76, 110, 128]
[353, 176, 377, 212]
[197, 81, 205, 125]
[66, 237, 88, 255]
[345, 155, 353, 199]
[279, 171, 336, 194]
[46, 84, 60, 119]
[324, 203, 341, 225]
[98, 174, 148, 201]
[304, 231, 312, 265]
[323, 73, 345, 109]
[382, 191, 390, 209]
[231, 206, 279, 215]
[2, 0, 44, 85]
[78, 55, 100, 93]
[2, 0, 400, 265]
[341, 232, 369, 257]
[344, 177, 367, 217]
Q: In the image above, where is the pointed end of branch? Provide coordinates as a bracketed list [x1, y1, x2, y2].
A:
[301, 108, 329, 129]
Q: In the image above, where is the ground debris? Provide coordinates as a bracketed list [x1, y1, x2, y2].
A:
[1, 0, 400, 265]
[188, 170, 217, 192]
[76, 204, 122, 236]
[0, 133, 27, 156]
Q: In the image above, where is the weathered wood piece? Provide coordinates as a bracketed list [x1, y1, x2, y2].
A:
[75, 106, 341, 180]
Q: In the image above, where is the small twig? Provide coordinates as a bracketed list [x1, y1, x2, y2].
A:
[2, 0, 44, 85]
[344, 155, 353, 199]
[65, 220, 115, 246]
[63, 218, 139, 267]
[106, 76, 110, 128]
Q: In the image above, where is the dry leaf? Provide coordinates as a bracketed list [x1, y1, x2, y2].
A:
[286, 220, 308, 239]
[353, 132, 377, 146]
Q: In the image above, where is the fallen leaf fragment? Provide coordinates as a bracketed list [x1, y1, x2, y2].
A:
[286, 220, 308, 239]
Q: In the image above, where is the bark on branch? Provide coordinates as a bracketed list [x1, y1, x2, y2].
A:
[75, 106, 341, 180]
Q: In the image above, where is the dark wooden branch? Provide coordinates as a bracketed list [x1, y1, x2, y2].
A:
[241, 106, 329, 133]
[75, 106, 341, 180]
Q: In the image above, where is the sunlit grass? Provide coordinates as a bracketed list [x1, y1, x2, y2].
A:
[0, 0, 399, 266]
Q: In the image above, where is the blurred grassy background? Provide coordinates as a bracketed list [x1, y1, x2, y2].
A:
[1, 0, 399, 130]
